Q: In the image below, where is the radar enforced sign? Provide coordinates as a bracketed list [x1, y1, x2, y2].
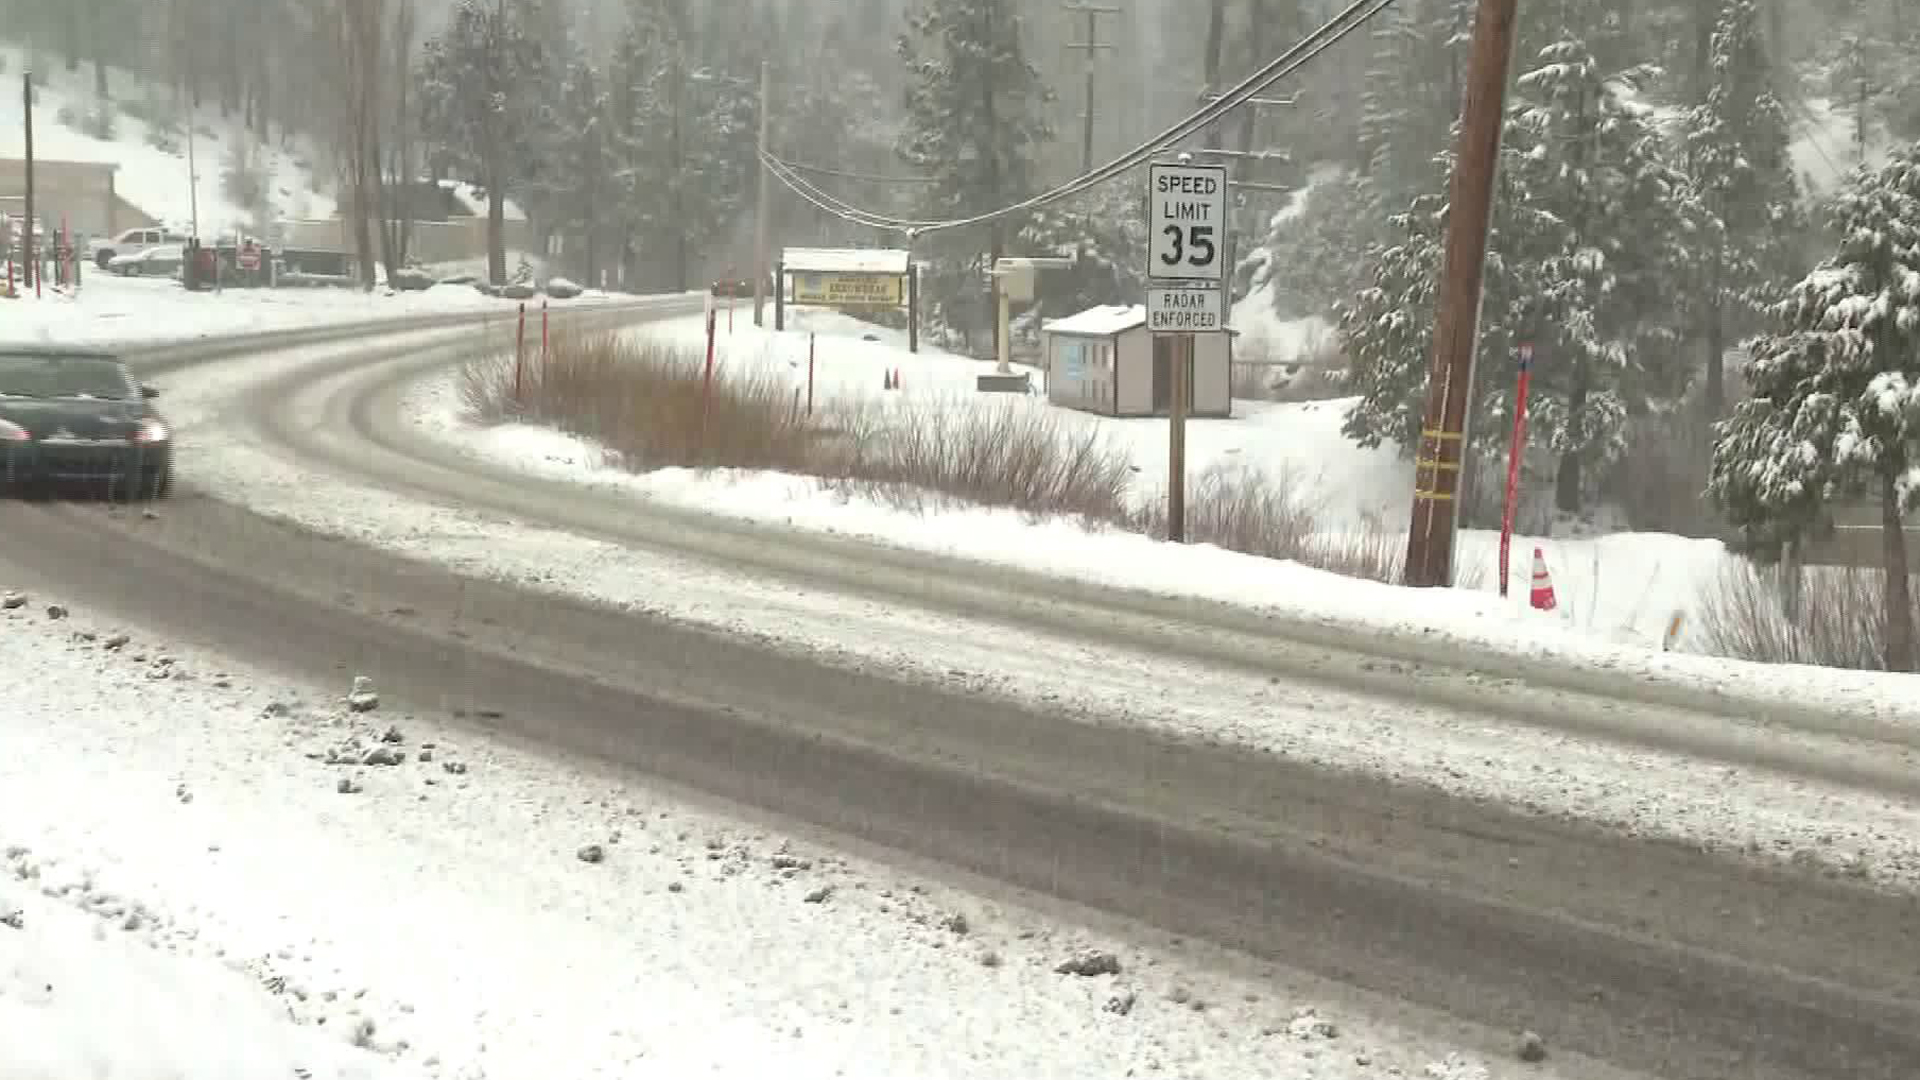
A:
[1148, 287, 1223, 332]
[1147, 161, 1228, 333]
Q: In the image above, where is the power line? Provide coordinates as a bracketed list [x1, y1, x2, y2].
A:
[779, 160, 940, 186]
[759, 0, 1398, 237]
[764, 0, 1391, 234]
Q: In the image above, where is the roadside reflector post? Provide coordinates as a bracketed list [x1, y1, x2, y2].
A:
[807, 332, 815, 416]
[514, 302, 527, 404]
[1498, 342, 1535, 597]
[541, 299, 550, 372]
[701, 307, 718, 456]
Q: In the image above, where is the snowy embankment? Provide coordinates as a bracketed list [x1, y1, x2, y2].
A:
[0, 45, 334, 233]
[412, 310, 1895, 710]
[0, 589, 1505, 1080]
[141, 326, 1920, 891]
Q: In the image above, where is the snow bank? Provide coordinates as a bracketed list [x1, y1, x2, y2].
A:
[0, 866, 400, 1080]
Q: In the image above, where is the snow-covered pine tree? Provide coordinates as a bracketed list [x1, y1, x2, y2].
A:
[1016, 186, 1146, 320]
[1520, 0, 1638, 77]
[553, 55, 615, 285]
[1708, 141, 1920, 670]
[1503, 41, 1695, 512]
[607, 0, 677, 288]
[1263, 0, 1468, 326]
[1355, 0, 1471, 207]
[1341, 39, 1694, 516]
[1260, 171, 1387, 321]
[1339, 188, 1468, 455]
[775, 2, 906, 242]
[676, 61, 760, 287]
[598, 0, 758, 291]
[896, 0, 1052, 349]
[1682, 0, 1806, 412]
[417, 0, 549, 285]
[511, 0, 579, 264]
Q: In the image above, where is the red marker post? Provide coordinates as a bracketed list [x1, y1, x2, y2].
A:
[1498, 342, 1535, 598]
[700, 307, 718, 452]
[541, 299, 550, 372]
[514, 302, 528, 404]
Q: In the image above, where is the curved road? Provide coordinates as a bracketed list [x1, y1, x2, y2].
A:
[4, 310, 1918, 1079]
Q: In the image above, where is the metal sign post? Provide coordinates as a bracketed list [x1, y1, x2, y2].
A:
[1146, 156, 1229, 544]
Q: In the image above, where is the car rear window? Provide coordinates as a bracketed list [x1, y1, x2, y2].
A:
[0, 355, 136, 400]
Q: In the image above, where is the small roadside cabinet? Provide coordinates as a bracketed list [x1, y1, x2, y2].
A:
[1042, 305, 1233, 418]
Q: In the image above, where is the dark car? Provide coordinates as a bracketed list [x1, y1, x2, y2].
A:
[0, 347, 173, 499]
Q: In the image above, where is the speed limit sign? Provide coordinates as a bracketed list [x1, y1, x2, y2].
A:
[1147, 161, 1228, 284]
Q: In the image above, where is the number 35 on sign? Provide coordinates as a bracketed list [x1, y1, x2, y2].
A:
[1148, 162, 1228, 284]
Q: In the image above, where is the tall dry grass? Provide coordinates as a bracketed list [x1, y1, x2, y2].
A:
[1695, 560, 1917, 671]
[833, 400, 1136, 518]
[463, 331, 1137, 519]
[461, 331, 818, 472]
[464, 332, 1432, 584]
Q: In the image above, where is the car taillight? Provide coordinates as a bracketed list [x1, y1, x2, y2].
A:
[0, 419, 28, 442]
[133, 419, 170, 443]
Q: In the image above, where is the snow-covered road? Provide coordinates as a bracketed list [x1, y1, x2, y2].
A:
[124, 320, 1920, 891]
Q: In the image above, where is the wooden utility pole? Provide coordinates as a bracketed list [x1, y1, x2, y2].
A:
[1063, 3, 1120, 175]
[1404, 0, 1522, 589]
[753, 60, 772, 325]
[1201, 0, 1228, 150]
[22, 74, 35, 292]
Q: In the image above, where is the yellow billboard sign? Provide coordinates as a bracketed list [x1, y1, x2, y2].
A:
[791, 272, 903, 308]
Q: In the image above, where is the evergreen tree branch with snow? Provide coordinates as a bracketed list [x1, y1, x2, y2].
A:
[1707, 140, 1920, 670]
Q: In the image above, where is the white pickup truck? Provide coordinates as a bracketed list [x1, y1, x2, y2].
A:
[88, 226, 190, 270]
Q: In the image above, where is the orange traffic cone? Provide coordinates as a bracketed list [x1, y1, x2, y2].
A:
[893, 367, 902, 391]
[1528, 547, 1557, 612]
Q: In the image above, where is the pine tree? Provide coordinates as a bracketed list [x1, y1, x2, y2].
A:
[1259, 171, 1387, 320]
[1340, 189, 1473, 455]
[1682, 0, 1806, 412]
[896, 0, 1052, 348]
[677, 62, 759, 286]
[552, 55, 614, 284]
[1341, 39, 1694, 515]
[607, 0, 677, 288]
[1707, 141, 1920, 670]
[1017, 186, 1146, 317]
[1355, 0, 1471, 206]
[1279, 0, 1463, 329]
[417, 0, 549, 285]
[509, 0, 578, 257]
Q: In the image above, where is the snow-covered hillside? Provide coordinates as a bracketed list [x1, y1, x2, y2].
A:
[0, 45, 336, 235]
